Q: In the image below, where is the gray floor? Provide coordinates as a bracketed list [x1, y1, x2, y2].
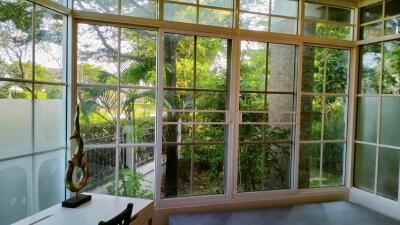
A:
[169, 201, 400, 225]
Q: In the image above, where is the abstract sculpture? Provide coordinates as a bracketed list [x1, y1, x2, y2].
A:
[62, 105, 91, 208]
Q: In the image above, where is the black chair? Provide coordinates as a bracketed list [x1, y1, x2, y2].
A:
[99, 203, 134, 225]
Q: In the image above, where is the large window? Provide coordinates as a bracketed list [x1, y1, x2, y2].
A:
[355, 39, 400, 201]
[77, 23, 157, 199]
[304, 2, 354, 41]
[239, 0, 298, 34]
[360, 0, 400, 40]
[238, 41, 296, 192]
[0, 1, 67, 224]
[161, 33, 230, 198]
[299, 46, 349, 188]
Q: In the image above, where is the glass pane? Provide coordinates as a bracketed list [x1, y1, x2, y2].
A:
[0, 82, 32, 159]
[195, 112, 226, 123]
[299, 144, 321, 188]
[0, 157, 32, 225]
[359, 43, 381, 94]
[0, 0, 32, 80]
[120, 28, 157, 86]
[199, 8, 232, 28]
[196, 91, 226, 110]
[326, 48, 349, 93]
[200, 0, 233, 8]
[238, 144, 262, 192]
[266, 94, 293, 112]
[361, 22, 382, 39]
[304, 21, 353, 41]
[239, 143, 291, 192]
[239, 12, 269, 32]
[161, 144, 225, 197]
[239, 92, 265, 111]
[383, 40, 400, 94]
[266, 125, 292, 141]
[51, 0, 65, 6]
[196, 37, 227, 89]
[34, 85, 66, 152]
[78, 87, 117, 144]
[77, 24, 118, 84]
[169, 0, 196, 3]
[385, 0, 400, 18]
[121, 0, 157, 19]
[380, 97, 400, 146]
[300, 95, 322, 141]
[384, 17, 400, 35]
[35, 150, 65, 210]
[356, 97, 378, 143]
[242, 112, 292, 123]
[164, 3, 196, 24]
[240, 0, 269, 13]
[270, 17, 297, 34]
[193, 145, 224, 195]
[74, 0, 119, 14]
[163, 90, 194, 110]
[163, 125, 193, 143]
[323, 96, 346, 140]
[322, 143, 344, 187]
[240, 41, 267, 91]
[83, 148, 118, 195]
[271, 0, 298, 17]
[239, 124, 292, 142]
[354, 143, 376, 193]
[268, 43, 296, 92]
[163, 34, 194, 88]
[305, 3, 326, 20]
[35, 6, 64, 82]
[361, 3, 382, 24]
[302, 46, 324, 93]
[328, 7, 352, 24]
[163, 112, 193, 122]
[377, 147, 399, 200]
[195, 125, 225, 142]
[239, 125, 263, 142]
[116, 146, 154, 199]
[120, 89, 155, 144]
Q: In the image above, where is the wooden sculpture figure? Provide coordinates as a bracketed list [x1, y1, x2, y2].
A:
[63, 105, 91, 208]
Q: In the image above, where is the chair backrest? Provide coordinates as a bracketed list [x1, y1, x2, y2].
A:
[99, 203, 134, 225]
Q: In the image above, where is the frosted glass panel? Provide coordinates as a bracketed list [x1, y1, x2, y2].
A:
[35, 150, 65, 211]
[34, 85, 66, 152]
[0, 158, 32, 225]
[380, 97, 400, 146]
[377, 147, 399, 200]
[354, 143, 376, 193]
[356, 97, 378, 143]
[0, 97, 32, 159]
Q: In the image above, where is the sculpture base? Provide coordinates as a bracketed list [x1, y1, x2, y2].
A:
[62, 193, 91, 208]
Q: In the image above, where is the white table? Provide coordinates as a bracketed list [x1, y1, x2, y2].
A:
[12, 194, 153, 225]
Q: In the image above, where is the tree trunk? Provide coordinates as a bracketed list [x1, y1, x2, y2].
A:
[163, 34, 180, 197]
[298, 45, 315, 188]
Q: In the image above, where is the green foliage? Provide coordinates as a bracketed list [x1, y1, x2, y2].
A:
[107, 169, 153, 200]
